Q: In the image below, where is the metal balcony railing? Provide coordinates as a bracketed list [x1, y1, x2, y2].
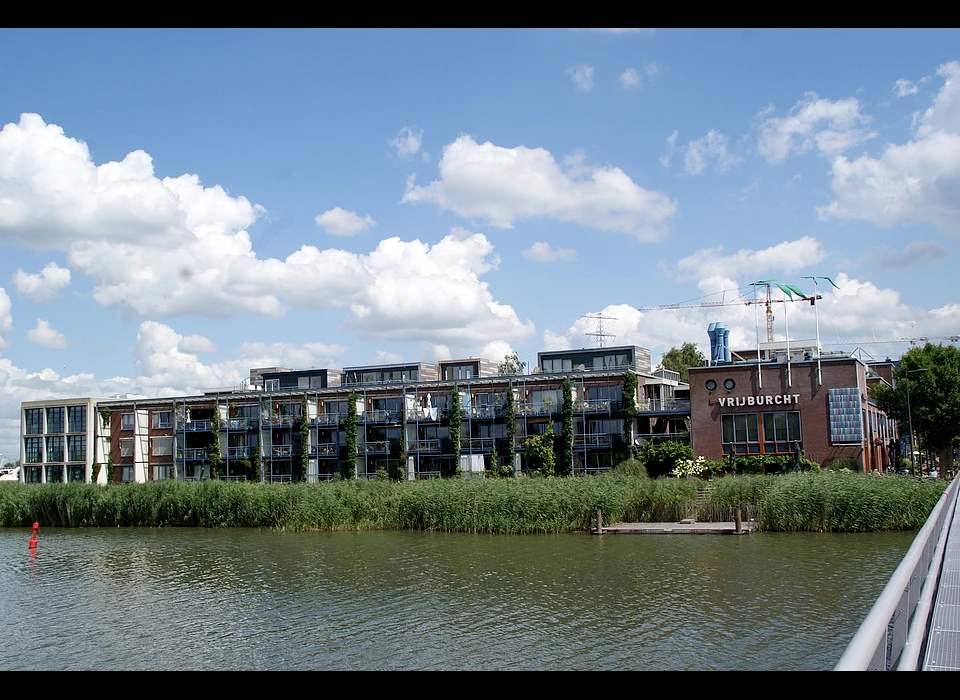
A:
[313, 413, 341, 426]
[406, 407, 444, 421]
[468, 405, 500, 419]
[224, 418, 258, 430]
[271, 445, 294, 457]
[518, 402, 554, 417]
[177, 448, 209, 460]
[176, 420, 213, 432]
[360, 441, 389, 454]
[574, 399, 616, 413]
[262, 415, 298, 427]
[573, 433, 613, 448]
[362, 409, 400, 423]
[227, 446, 251, 458]
[409, 439, 441, 453]
[461, 437, 495, 452]
[311, 443, 339, 456]
[636, 398, 691, 413]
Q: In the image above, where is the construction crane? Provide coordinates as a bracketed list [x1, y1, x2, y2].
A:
[825, 335, 960, 347]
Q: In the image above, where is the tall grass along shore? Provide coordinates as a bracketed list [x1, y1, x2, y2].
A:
[0, 472, 947, 534]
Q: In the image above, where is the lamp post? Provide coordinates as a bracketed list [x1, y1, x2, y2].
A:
[904, 368, 928, 476]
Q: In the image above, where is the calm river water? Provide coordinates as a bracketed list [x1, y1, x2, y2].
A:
[0, 528, 912, 670]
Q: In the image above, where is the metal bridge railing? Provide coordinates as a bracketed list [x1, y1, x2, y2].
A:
[835, 476, 959, 671]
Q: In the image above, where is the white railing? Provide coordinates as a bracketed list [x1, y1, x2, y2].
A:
[835, 476, 959, 670]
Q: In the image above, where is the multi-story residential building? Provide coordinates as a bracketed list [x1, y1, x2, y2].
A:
[19, 345, 693, 483]
[19, 397, 110, 483]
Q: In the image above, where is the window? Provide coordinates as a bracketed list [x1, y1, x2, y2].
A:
[45, 436, 64, 462]
[45, 465, 63, 483]
[24, 467, 42, 483]
[723, 378, 736, 390]
[24, 437, 42, 463]
[67, 406, 87, 433]
[121, 413, 135, 431]
[153, 465, 172, 480]
[152, 411, 173, 429]
[310, 375, 325, 389]
[67, 435, 86, 462]
[152, 437, 173, 456]
[705, 379, 717, 391]
[721, 414, 760, 454]
[763, 411, 802, 454]
[542, 358, 572, 372]
[264, 379, 280, 391]
[120, 438, 134, 457]
[120, 466, 134, 483]
[593, 354, 628, 370]
[46, 407, 64, 434]
[67, 465, 86, 483]
[25, 409, 43, 435]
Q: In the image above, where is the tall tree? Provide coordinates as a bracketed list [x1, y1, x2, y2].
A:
[343, 392, 358, 479]
[498, 351, 527, 376]
[504, 381, 516, 477]
[557, 379, 574, 476]
[622, 371, 638, 459]
[525, 426, 555, 478]
[870, 343, 960, 472]
[659, 342, 707, 383]
[448, 386, 462, 478]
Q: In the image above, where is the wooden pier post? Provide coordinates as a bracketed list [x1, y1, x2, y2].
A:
[734, 507, 742, 534]
[595, 508, 603, 535]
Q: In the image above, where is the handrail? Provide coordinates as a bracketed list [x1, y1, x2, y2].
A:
[834, 477, 959, 670]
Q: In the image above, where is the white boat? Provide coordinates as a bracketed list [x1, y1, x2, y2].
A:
[0, 465, 20, 482]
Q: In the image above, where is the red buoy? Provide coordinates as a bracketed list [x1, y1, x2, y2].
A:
[28, 521, 38, 549]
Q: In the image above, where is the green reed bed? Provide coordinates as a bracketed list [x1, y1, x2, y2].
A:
[0, 472, 948, 533]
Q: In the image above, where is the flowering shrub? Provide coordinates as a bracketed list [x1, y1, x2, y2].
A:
[673, 456, 709, 478]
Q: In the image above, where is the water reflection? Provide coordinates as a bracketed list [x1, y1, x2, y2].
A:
[0, 529, 910, 670]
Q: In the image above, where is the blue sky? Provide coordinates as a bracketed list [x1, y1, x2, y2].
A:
[1, 28, 959, 460]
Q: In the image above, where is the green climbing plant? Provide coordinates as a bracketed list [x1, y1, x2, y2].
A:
[448, 386, 461, 478]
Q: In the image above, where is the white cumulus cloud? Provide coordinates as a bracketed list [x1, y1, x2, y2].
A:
[26, 319, 67, 349]
[819, 62, 960, 234]
[757, 92, 876, 164]
[894, 78, 920, 98]
[522, 241, 577, 262]
[567, 64, 594, 92]
[0, 289, 11, 349]
[314, 207, 377, 236]
[177, 333, 218, 354]
[677, 237, 827, 281]
[12, 262, 71, 302]
[0, 114, 531, 345]
[619, 68, 641, 88]
[402, 135, 677, 241]
[389, 126, 427, 161]
[683, 130, 741, 175]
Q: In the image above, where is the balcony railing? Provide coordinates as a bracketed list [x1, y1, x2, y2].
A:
[313, 413, 341, 426]
[637, 398, 691, 413]
[467, 405, 500, 419]
[262, 415, 299, 427]
[311, 443, 339, 457]
[271, 445, 294, 457]
[461, 437, 495, 452]
[360, 440, 389, 454]
[362, 409, 400, 423]
[176, 420, 213, 432]
[406, 407, 444, 422]
[635, 432, 691, 444]
[409, 439, 440, 453]
[224, 418, 258, 431]
[573, 433, 613, 448]
[177, 448, 209, 460]
[518, 402, 554, 417]
[227, 446, 251, 459]
[574, 399, 617, 413]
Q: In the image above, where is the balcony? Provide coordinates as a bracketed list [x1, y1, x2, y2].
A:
[313, 413, 341, 426]
[636, 398, 690, 414]
[362, 409, 400, 424]
[574, 399, 618, 413]
[518, 402, 554, 417]
[573, 433, 613, 448]
[224, 418, 258, 431]
[227, 446, 251, 459]
[263, 415, 298, 428]
[360, 440, 389, 455]
[271, 445, 294, 457]
[461, 437, 495, 452]
[176, 420, 213, 432]
[177, 448, 209, 460]
[406, 407, 443, 422]
[467, 405, 500, 420]
[409, 439, 440, 453]
[311, 443, 339, 457]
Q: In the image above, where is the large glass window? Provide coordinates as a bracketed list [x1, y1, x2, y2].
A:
[24, 467, 42, 483]
[45, 436, 64, 462]
[67, 435, 86, 462]
[152, 411, 173, 429]
[46, 407, 64, 434]
[121, 413, 135, 431]
[153, 465, 172, 480]
[762, 411, 802, 454]
[152, 437, 173, 456]
[67, 465, 86, 483]
[45, 465, 63, 483]
[721, 414, 760, 454]
[24, 437, 42, 463]
[120, 438, 134, 457]
[67, 405, 87, 433]
[25, 409, 43, 435]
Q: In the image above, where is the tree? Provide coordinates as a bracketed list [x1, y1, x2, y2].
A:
[448, 386, 462, 478]
[525, 426, 555, 477]
[870, 343, 960, 473]
[622, 371, 638, 459]
[557, 379, 574, 476]
[659, 342, 707, 383]
[504, 381, 516, 477]
[343, 392, 358, 479]
[498, 351, 527, 376]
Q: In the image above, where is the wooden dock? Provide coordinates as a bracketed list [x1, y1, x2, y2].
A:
[597, 521, 756, 535]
